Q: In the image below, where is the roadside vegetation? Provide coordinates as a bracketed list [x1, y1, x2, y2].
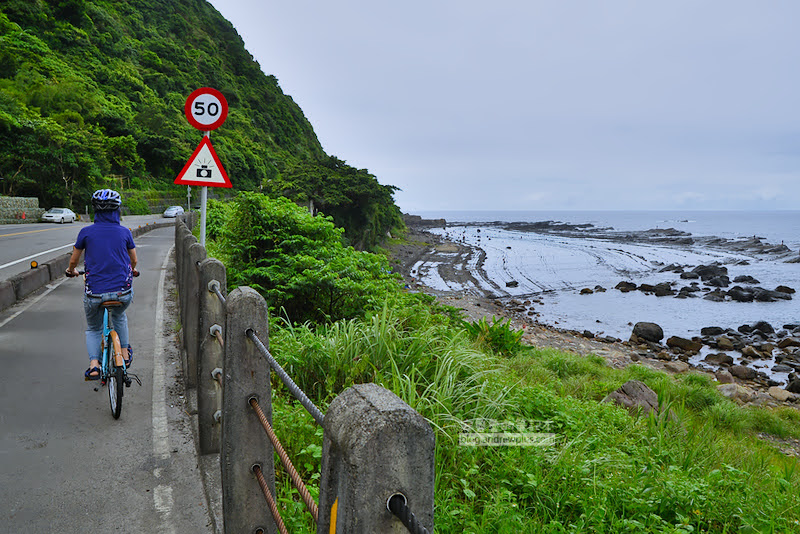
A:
[0, 2, 401, 248]
[205, 193, 800, 533]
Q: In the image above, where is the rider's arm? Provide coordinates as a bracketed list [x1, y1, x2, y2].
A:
[66, 246, 83, 276]
[128, 248, 139, 276]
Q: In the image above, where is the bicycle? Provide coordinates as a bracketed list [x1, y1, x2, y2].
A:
[68, 270, 141, 419]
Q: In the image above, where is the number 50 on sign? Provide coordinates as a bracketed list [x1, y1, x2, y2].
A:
[185, 87, 228, 131]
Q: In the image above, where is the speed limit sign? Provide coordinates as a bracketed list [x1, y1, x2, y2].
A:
[185, 87, 228, 131]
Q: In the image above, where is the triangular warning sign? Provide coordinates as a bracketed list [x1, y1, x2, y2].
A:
[174, 137, 232, 187]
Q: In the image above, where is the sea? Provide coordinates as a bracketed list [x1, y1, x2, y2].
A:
[414, 210, 800, 381]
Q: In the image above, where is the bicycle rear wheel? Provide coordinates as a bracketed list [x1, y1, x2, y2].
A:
[107, 332, 124, 419]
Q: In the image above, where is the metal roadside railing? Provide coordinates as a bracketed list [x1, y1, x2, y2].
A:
[174, 214, 435, 534]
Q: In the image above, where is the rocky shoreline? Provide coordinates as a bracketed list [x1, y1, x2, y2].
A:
[389, 215, 800, 408]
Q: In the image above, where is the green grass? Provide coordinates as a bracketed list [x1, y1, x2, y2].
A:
[266, 305, 800, 533]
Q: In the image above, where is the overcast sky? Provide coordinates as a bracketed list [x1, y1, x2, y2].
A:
[206, 0, 800, 213]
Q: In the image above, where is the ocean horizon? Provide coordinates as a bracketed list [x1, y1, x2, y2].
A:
[414, 209, 800, 250]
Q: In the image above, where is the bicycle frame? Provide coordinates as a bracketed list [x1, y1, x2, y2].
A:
[99, 305, 126, 384]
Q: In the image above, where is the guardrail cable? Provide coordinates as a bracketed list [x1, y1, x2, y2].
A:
[208, 279, 227, 306]
[388, 494, 431, 534]
[252, 464, 289, 534]
[247, 329, 325, 426]
[250, 398, 319, 523]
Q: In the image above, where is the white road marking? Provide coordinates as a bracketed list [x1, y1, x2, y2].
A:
[152, 247, 175, 533]
[0, 278, 70, 329]
[0, 243, 73, 271]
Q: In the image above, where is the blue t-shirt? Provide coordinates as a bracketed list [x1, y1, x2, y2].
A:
[74, 210, 135, 294]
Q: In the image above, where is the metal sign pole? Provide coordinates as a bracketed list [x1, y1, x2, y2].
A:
[200, 131, 209, 246]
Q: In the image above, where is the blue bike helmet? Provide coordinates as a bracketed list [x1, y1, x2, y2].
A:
[91, 189, 121, 211]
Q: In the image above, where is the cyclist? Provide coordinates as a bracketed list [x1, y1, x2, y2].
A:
[66, 189, 139, 380]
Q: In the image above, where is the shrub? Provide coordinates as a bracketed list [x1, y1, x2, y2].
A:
[219, 192, 399, 324]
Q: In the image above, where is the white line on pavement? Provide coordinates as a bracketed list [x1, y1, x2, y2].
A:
[0, 277, 70, 329]
[0, 243, 73, 271]
[152, 246, 175, 533]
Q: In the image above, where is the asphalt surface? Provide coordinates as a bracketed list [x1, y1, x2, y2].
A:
[0, 215, 165, 282]
[0, 227, 213, 533]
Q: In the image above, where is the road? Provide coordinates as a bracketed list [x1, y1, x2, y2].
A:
[0, 226, 213, 533]
[0, 215, 164, 282]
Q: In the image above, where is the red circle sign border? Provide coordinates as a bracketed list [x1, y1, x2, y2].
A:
[185, 87, 229, 131]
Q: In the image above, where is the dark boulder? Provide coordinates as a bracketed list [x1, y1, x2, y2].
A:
[727, 286, 754, 302]
[701, 326, 725, 336]
[667, 336, 703, 353]
[632, 322, 664, 343]
[707, 276, 730, 287]
[705, 353, 734, 366]
[778, 337, 800, 349]
[729, 365, 757, 380]
[776, 285, 796, 294]
[786, 379, 800, 394]
[733, 275, 760, 284]
[616, 281, 637, 292]
[653, 282, 675, 296]
[692, 264, 728, 281]
[680, 271, 700, 280]
[752, 321, 775, 335]
[703, 290, 726, 302]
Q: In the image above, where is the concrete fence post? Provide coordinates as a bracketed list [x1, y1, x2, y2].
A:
[178, 232, 198, 344]
[177, 229, 196, 327]
[183, 242, 207, 390]
[197, 257, 226, 454]
[317, 383, 435, 533]
[222, 287, 276, 534]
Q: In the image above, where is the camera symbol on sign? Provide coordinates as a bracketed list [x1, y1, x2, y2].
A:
[197, 164, 213, 179]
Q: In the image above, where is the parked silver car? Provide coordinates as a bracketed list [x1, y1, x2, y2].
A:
[163, 205, 185, 218]
[42, 207, 77, 223]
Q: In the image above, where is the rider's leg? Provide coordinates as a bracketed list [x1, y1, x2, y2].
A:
[83, 294, 103, 372]
[110, 291, 134, 359]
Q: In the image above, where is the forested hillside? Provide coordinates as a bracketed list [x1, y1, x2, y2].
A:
[0, 0, 402, 248]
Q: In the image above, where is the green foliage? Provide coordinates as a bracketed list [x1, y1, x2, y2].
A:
[461, 316, 525, 356]
[263, 155, 405, 250]
[268, 305, 800, 532]
[214, 192, 399, 324]
[0, 3, 401, 247]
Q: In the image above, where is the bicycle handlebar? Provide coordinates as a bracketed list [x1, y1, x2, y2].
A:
[65, 269, 139, 278]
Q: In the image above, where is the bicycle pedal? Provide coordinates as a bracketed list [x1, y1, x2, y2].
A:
[127, 373, 142, 387]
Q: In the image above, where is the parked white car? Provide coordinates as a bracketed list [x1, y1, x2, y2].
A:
[163, 205, 185, 218]
[42, 207, 77, 223]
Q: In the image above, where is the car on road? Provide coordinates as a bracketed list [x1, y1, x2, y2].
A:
[162, 205, 185, 218]
[41, 207, 77, 223]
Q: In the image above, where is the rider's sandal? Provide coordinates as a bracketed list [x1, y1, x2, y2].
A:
[85, 366, 101, 381]
[124, 345, 133, 368]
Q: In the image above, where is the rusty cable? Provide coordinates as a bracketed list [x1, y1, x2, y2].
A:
[250, 397, 319, 523]
[247, 329, 325, 426]
[252, 464, 289, 534]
